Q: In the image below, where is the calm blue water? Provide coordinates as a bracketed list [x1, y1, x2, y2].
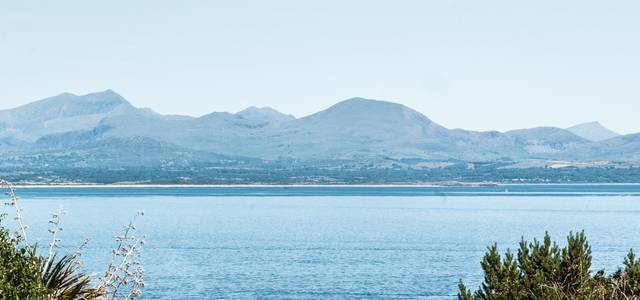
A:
[7, 185, 640, 299]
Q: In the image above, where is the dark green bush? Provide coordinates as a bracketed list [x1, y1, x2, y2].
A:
[1, 179, 144, 299]
[0, 216, 100, 299]
[0, 217, 48, 298]
[459, 231, 640, 299]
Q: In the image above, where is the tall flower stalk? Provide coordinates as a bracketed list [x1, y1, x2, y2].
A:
[96, 211, 146, 299]
[42, 208, 64, 276]
[0, 179, 29, 245]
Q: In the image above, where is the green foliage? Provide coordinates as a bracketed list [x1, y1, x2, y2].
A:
[41, 254, 102, 299]
[607, 250, 640, 298]
[0, 217, 101, 299]
[0, 179, 144, 299]
[459, 231, 640, 299]
[0, 217, 48, 299]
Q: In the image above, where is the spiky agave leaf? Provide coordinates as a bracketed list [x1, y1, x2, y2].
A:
[41, 254, 103, 299]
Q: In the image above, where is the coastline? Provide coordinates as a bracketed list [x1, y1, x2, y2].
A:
[13, 182, 640, 188]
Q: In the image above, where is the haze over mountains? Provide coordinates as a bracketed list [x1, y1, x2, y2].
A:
[1, 90, 638, 169]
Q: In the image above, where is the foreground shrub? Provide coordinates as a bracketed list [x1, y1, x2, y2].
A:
[0, 221, 101, 298]
[459, 231, 640, 299]
[0, 216, 47, 298]
[0, 179, 144, 299]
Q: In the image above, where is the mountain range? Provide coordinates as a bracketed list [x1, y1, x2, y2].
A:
[1, 90, 638, 170]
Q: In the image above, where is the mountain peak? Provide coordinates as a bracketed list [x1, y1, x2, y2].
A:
[57, 92, 76, 97]
[25, 89, 131, 108]
[325, 97, 411, 113]
[342, 96, 374, 102]
[567, 121, 620, 142]
[2, 90, 135, 127]
[0, 90, 137, 142]
[316, 97, 434, 123]
[236, 106, 294, 123]
[338, 97, 395, 105]
[293, 97, 446, 147]
[83, 89, 131, 105]
[238, 106, 287, 116]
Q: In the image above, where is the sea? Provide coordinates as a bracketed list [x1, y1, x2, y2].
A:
[8, 185, 640, 299]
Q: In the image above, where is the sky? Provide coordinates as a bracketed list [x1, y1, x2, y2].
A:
[1, 1, 639, 133]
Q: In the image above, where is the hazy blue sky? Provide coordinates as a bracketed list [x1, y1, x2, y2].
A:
[1, 1, 639, 133]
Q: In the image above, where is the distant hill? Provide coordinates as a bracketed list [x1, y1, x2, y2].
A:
[0, 90, 134, 143]
[1, 90, 639, 171]
[567, 121, 620, 142]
